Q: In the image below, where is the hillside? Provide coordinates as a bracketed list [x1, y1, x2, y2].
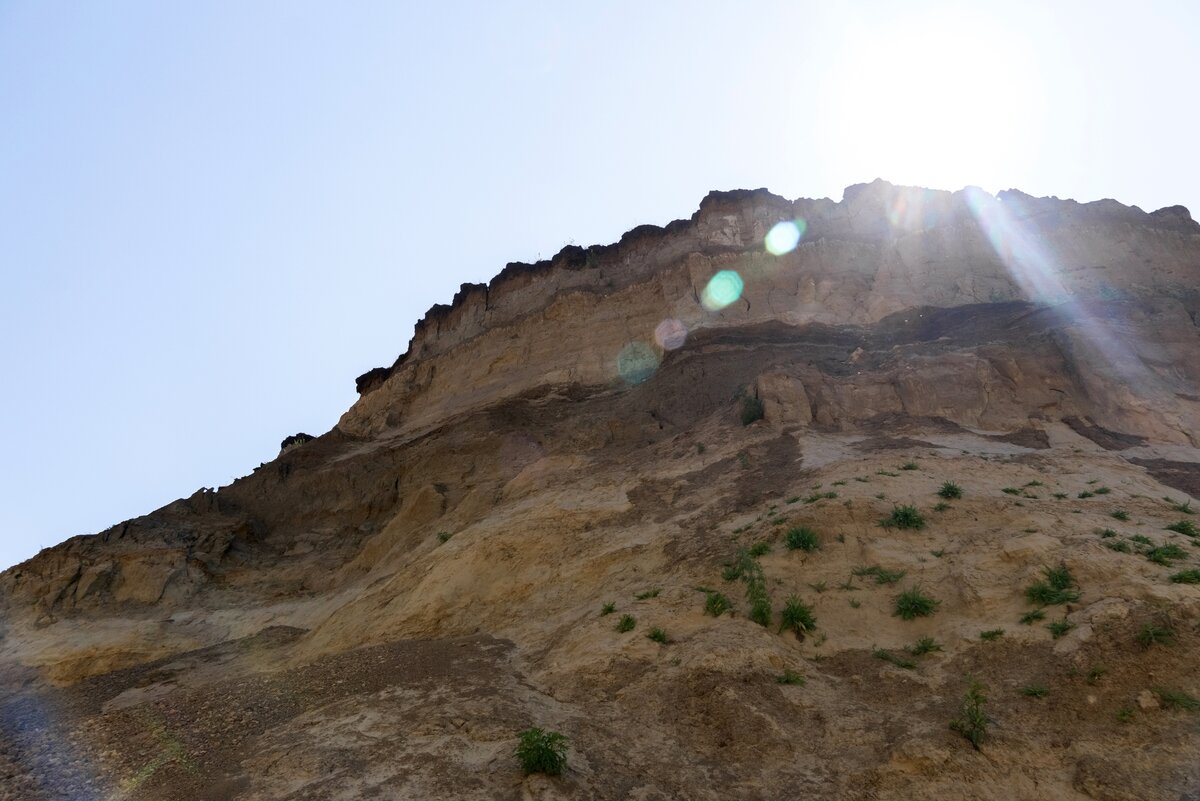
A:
[3, 180, 1200, 800]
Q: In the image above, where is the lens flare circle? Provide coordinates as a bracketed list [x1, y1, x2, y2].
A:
[617, 341, 660, 385]
[765, 219, 806, 255]
[701, 270, 744, 311]
[654, 318, 688, 350]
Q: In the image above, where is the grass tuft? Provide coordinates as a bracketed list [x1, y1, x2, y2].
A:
[703, 591, 732, 617]
[908, 636, 942, 656]
[1169, 569, 1200, 584]
[600, 602, 615, 616]
[784, 526, 821, 552]
[894, 586, 939, 620]
[937, 481, 963, 499]
[880, 505, 925, 530]
[777, 669, 805, 685]
[515, 727, 569, 776]
[615, 614, 636, 633]
[1022, 685, 1049, 698]
[1165, 520, 1199, 537]
[646, 627, 669, 644]
[779, 595, 817, 636]
[1025, 562, 1080, 606]
[873, 648, 916, 669]
[950, 681, 989, 751]
[979, 628, 1005, 641]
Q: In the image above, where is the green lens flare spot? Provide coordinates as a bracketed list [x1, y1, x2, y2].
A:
[617, 341, 660, 385]
[701, 270, 744, 311]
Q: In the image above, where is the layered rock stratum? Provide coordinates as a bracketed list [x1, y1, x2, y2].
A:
[3, 179, 1200, 800]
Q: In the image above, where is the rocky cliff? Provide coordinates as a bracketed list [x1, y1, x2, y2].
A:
[3, 180, 1200, 800]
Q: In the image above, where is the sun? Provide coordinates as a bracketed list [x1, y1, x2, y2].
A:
[818, 10, 1042, 192]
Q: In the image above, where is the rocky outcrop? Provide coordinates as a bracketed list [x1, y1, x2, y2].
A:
[3, 181, 1200, 801]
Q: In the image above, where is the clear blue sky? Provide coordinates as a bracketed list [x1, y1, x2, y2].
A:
[2, 1, 1197, 570]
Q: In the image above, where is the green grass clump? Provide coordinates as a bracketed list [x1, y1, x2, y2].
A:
[600, 602, 615, 616]
[740, 395, 765, 425]
[1169, 569, 1200, 584]
[1145, 543, 1188, 565]
[804, 491, 838, 503]
[1019, 609, 1046, 625]
[980, 628, 1005, 641]
[1001, 487, 1021, 495]
[1116, 707, 1135, 723]
[853, 565, 906, 585]
[779, 595, 817, 636]
[876, 470, 899, 477]
[1165, 498, 1194, 514]
[515, 727, 569, 776]
[615, 614, 636, 633]
[704, 591, 732, 617]
[634, 588, 660, 600]
[437, 531, 452, 543]
[777, 669, 806, 685]
[873, 648, 916, 669]
[908, 637, 942, 656]
[1053, 492, 1068, 500]
[1156, 688, 1200, 711]
[880, 505, 925, 530]
[1098, 528, 1117, 538]
[1110, 509, 1130, 521]
[1047, 619, 1073, 639]
[1093, 486, 1111, 495]
[1105, 539, 1132, 553]
[646, 627, 669, 644]
[937, 481, 963, 499]
[1022, 685, 1049, 698]
[1165, 520, 1199, 537]
[1025, 562, 1081, 606]
[784, 526, 821, 552]
[933, 502, 951, 512]
[1130, 534, 1153, 546]
[748, 542, 771, 557]
[900, 462, 920, 471]
[894, 586, 940, 620]
[1137, 623, 1175, 649]
[950, 681, 989, 751]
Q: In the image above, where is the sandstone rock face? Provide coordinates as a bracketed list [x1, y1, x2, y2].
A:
[2, 181, 1200, 800]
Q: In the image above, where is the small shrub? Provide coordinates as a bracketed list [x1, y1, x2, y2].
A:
[749, 594, 771, 627]
[1137, 623, 1175, 649]
[980, 628, 1005, 641]
[635, 588, 660, 600]
[937, 481, 963, 499]
[1116, 707, 1135, 723]
[930, 549, 945, 558]
[848, 599, 861, 609]
[784, 527, 820, 552]
[1165, 520, 1199, 537]
[832, 480, 847, 486]
[696, 442, 705, 454]
[437, 531, 452, 543]
[808, 581, 828, 593]
[894, 586, 939, 620]
[1105, 539, 1132, 553]
[741, 396, 765, 425]
[1025, 563, 1080, 606]
[1002, 487, 1021, 495]
[1169, 569, 1200, 584]
[748, 542, 771, 558]
[950, 681, 989, 751]
[1110, 510, 1130, 521]
[1156, 688, 1200, 711]
[786, 495, 800, 504]
[1077, 490, 1095, 499]
[704, 591, 732, 617]
[853, 565, 906, 585]
[515, 727, 569, 776]
[600, 602, 615, 616]
[1093, 486, 1111, 495]
[1098, 528, 1117, 538]
[615, 614, 636, 633]
[876, 470, 899, 477]
[1047, 619, 1073, 639]
[1130, 534, 1153, 546]
[1024, 480, 1044, 488]
[779, 595, 817, 636]
[908, 637, 942, 656]
[933, 502, 951, 512]
[873, 648, 916, 669]
[900, 462, 919, 471]
[647, 627, 669, 644]
[1023, 685, 1049, 698]
[1019, 609, 1046, 625]
[881, 505, 925, 530]
[1165, 498, 1193, 514]
[1053, 492, 1068, 500]
[777, 669, 805, 685]
[1145, 544, 1188, 565]
[1086, 665, 1106, 684]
